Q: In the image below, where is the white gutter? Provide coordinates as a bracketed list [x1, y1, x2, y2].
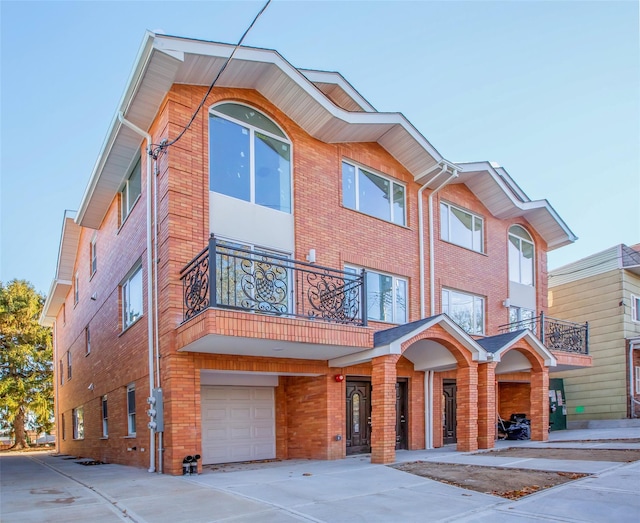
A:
[418, 165, 447, 318]
[428, 169, 458, 314]
[117, 112, 156, 473]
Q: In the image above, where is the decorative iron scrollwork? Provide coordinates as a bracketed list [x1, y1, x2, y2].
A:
[182, 252, 210, 320]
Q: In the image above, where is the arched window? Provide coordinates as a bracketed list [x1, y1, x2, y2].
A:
[209, 103, 291, 213]
[508, 225, 534, 286]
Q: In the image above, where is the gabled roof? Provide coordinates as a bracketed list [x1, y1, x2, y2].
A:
[477, 329, 557, 366]
[40, 211, 80, 327]
[454, 161, 577, 250]
[622, 244, 640, 276]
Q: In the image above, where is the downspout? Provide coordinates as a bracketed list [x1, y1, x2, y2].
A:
[53, 321, 60, 450]
[117, 112, 156, 473]
[428, 169, 458, 315]
[418, 165, 447, 318]
[152, 155, 163, 473]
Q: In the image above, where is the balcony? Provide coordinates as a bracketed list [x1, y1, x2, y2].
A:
[180, 236, 367, 327]
[498, 312, 589, 356]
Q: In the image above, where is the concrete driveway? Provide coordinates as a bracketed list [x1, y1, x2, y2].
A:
[1, 428, 639, 522]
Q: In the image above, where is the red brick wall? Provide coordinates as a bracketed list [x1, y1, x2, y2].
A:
[498, 382, 531, 420]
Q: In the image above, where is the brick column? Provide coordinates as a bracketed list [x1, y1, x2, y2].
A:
[529, 368, 549, 441]
[477, 362, 497, 449]
[371, 355, 399, 464]
[456, 362, 478, 452]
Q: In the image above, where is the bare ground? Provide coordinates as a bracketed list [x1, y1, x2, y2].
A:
[391, 447, 640, 500]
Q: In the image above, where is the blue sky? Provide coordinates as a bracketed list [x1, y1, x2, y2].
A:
[1, 0, 638, 295]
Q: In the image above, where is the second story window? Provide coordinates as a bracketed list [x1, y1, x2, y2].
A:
[209, 103, 291, 213]
[120, 156, 142, 223]
[66, 350, 72, 380]
[342, 161, 406, 226]
[73, 272, 79, 305]
[122, 264, 143, 330]
[440, 201, 484, 253]
[442, 288, 485, 335]
[509, 225, 534, 286]
[346, 266, 407, 324]
[85, 326, 91, 355]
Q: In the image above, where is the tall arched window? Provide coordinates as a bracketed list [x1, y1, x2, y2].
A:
[508, 225, 534, 286]
[209, 103, 291, 213]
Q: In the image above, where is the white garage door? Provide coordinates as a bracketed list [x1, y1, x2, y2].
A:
[201, 386, 276, 465]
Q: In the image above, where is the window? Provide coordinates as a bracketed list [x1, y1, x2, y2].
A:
[90, 237, 97, 277]
[635, 367, 640, 396]
[346, 266, 407, 323]
[342, 161, 406, 226]
[210, 103, 291, 213]
[66, 350, 72, 380]
[632, 295, 640, 322]
[102, 396, 108, 438]
[59, 359, 63, 385]
[61, 413, 65, 441]
[73, 272, 79, 305]
[62, 303, 66, 325]
[122, 265, 143, 329]
[72, 407, 84, 440]
[442, 288, 485, 335]
[120, 156, 142, 223]
[85, 326, 91, 355]
[509, 225, 534, 286]
[509, 306, 535, 331]
[215, 240, 291, 313]
[127, 384, 136, 435]
[440, 202, 484, 253]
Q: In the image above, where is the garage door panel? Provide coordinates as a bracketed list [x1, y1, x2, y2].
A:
[201, 385, 276, 465]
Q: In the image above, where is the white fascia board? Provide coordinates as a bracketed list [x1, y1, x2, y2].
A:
[154, 35, 445, 165]
[298, 68, 376, 112]
[492, 330, 557, 367]
[39, 279, 71, 327]
[456, 161, 577, 250]
[328, 345, 400, 368]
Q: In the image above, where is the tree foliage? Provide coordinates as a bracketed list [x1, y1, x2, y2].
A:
[0, 279, 53, 448]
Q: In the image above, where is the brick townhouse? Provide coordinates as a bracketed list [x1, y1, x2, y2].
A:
[40, 33, 591, 475]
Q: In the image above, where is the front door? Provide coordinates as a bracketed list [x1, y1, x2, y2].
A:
[395, 380, 408, 450]
[346, 380, 371, 454]
[443, 380, 457, 444]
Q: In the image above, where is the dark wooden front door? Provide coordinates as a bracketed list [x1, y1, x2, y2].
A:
[395, 380, 408, 450]
[443, 380, 457, 444]
[346, 380, 371, 454]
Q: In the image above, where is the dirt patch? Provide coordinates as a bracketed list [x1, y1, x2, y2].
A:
[391, 461, 589, 499]
[391, 446, 640, 499]
[482, 447, 640, 462]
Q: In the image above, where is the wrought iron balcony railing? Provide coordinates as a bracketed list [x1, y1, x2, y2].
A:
[498, 312, 589, 355]
[180, 235, 367, 326]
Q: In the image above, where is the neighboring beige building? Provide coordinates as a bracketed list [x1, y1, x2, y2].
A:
[549, 244, 640, 424]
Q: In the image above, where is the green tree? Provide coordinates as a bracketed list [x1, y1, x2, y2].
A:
[0, 280, 53, 449]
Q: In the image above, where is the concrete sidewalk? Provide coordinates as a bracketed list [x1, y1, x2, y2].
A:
[1, 427, 639, 522]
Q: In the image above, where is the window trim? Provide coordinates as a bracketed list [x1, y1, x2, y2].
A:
[85, 326, 91, 356]
[102, 395, 108, 438]
[440, 200, 485, 253]
[209, 102, 293, 214]
[345, 265, 408, 324]
[73, 272, 79, 306]
[121, 263, 143, 331]
[72, 406, 84, 440]
[342, 160, 407, 226]
[631, 295, 640, 322]
[120, 155, 142, 225]
[441, 287, 486, 335]
[59, 359, 64, 385]
[127, 384, 136, 436]
[66, 350, 72, 380]
[508, 225, 535, 286]
[61, 413, 65, 441]
[635, 366, 640, 396]
[90, 237, 97, 278]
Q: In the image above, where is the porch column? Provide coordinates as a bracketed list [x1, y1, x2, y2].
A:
[371, 355, 399, 464]
[529, 368, 549, 441]
[477, 362, 497, 449]
[456, 362, 478, 452]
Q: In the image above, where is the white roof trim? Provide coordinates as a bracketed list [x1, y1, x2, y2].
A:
[455, 161, 577, 250]
[491, 330, 557, 367]
[298, 69, 376, 112]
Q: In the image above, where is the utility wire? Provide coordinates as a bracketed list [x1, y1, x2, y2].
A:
[151, 0, 271, 157]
